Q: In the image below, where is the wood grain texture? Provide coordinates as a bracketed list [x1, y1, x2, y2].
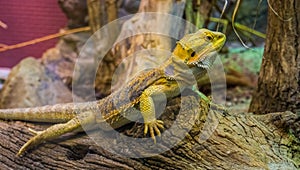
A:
[0, 96, 298, 169]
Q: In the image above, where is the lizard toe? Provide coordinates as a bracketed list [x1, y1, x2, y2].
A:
[144, 120, 164, 143]
[28, 128, 43, 135]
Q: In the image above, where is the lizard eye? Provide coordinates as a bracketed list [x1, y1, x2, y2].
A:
[206, 35, 213, 41]
[191, 51, 196, 57]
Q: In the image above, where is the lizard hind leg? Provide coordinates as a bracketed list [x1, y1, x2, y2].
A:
[17, 111, 95, 156]
[17, 118, 81, 156]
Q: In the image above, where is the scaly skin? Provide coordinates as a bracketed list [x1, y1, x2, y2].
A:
[0, 29, 226, 156]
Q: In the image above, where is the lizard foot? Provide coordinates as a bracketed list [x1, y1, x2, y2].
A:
[144, 120, 164, 143]
[210, 103, 229, 115]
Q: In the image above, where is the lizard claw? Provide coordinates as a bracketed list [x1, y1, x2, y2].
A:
[144, 120, 164, 143]
[28, 128, 43, 135]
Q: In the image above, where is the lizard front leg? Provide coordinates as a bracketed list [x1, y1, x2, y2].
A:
[192, 84, 210, 102]
[18, 111, 95, 156]
[192, 85, 228, 114]
[139, 83, 179, 142]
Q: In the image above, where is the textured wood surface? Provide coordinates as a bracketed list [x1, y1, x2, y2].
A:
[0, 96, 299, 169]
[249, 0, 300, 114]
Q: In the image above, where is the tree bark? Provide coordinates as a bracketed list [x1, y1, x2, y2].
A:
[185, 0, 213, 29]
[249, 0, 300, 114]
[0, 96, 299, 169]
[94, 0, 186, 97]
[86, 0, 120, 97]
[106, 0, 186, 92]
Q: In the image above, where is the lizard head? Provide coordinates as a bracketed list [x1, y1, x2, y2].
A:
[173, 29, 226, 69]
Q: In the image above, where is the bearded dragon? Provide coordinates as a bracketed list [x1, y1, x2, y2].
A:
[0, 29, 226, 156]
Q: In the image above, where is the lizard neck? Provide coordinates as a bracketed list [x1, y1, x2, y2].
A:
[162, 55, 207, 87]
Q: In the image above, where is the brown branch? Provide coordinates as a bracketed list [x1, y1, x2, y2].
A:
[0, 27, 91, 53]
[0, 44, 8, 48]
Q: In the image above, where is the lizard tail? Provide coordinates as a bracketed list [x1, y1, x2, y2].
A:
[0, 102, 91, 123]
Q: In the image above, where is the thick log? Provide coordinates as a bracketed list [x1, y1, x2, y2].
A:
[0, 96, 299, 169]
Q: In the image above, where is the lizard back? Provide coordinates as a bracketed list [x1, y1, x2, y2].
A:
[95, 67, 167, 125]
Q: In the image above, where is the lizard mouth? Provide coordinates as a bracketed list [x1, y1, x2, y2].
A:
[187, 38, 224, 69]
[187, 48, 216, 69]
[190, 57, 211, 69]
